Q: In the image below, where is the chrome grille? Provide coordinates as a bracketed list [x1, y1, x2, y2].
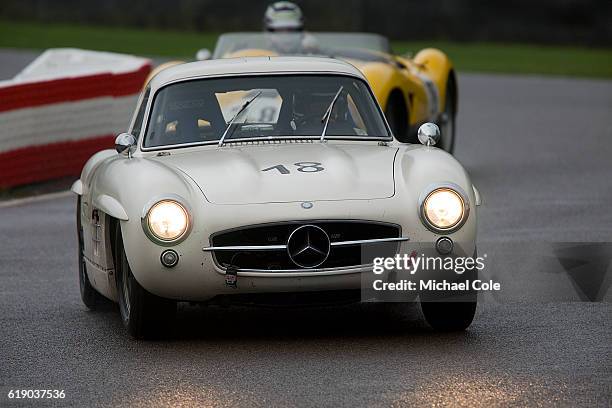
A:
[205, 220, 405, 272]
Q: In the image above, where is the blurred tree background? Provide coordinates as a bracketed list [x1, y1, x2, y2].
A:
[1, 0, 611, 46]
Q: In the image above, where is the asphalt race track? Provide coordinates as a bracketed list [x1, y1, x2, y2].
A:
[1, 49, 611, 407]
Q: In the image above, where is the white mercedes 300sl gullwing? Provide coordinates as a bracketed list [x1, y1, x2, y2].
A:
[72, 57, 481, 338]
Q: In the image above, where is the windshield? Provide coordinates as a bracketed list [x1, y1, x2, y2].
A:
[142, 74, 390, 149]
[212, 32, 391, 60]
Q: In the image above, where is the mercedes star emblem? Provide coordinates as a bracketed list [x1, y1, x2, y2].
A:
[286, 225, 331, 268]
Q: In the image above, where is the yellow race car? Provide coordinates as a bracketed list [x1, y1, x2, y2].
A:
[202, 32, 457, 152]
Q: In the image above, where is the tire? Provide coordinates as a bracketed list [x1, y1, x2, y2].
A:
[114, 222, 176, 339]
[76, 197, 107, 310]
[420, 299, 477, 332]
[438, 73, 457, 153]
[420, 249, 477, 331]
[384, 90, 410, 142]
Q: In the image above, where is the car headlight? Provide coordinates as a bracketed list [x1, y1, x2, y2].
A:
[421, 187, 468, 232]
[144, 199, 190, 243]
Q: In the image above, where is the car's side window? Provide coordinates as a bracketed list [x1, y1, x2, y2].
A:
[131, 87, 151, 140]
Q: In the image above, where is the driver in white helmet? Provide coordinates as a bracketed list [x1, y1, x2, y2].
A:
[263, 2, 318, 54]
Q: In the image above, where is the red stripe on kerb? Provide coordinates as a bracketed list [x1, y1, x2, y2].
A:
[0, 135, 114, 188]
[0, 63, 151, 113]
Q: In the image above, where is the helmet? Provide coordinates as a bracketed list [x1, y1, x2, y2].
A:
[264, 2, 304, 32]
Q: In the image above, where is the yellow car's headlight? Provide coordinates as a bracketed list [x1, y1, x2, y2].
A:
[421, 187, 466, 232]
[145, 200, 190, 243]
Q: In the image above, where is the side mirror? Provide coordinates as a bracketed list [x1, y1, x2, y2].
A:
[115, 133, 136, 157]
[417, 122, 440, 146]
[195, 48, 211, 61]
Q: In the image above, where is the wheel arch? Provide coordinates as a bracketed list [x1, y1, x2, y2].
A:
[387, 87, 408, 115]
[92, 194, 129, 221]
[360, 62, 401, 110]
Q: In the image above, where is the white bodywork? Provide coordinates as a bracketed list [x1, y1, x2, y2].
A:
[73, 57, 478, 302]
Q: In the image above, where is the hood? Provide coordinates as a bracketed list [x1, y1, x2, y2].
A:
[155, 142, 397, 205]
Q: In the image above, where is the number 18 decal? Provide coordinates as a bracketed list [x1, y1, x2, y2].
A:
[262, 162, 324, 174]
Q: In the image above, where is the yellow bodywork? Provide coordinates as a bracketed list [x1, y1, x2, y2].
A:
[354, 48, 455, 127]
[221, 47, 455, 135]
[144, 61, 185, 85]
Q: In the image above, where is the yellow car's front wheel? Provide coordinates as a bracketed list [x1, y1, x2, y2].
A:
[384, 89, 409, 142]
[438, 74, 457, 153]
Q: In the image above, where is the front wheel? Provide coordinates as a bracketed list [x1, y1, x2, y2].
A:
[438, 73, 457, 153]
[384, 92, 410, 143]
[420, 252, 477, 331]
[420, 299, 477, 331]
[114, 223, 176, 339]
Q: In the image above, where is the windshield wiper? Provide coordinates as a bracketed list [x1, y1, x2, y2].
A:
[218, 91, 262, 147]
[320, 86, 344, 142]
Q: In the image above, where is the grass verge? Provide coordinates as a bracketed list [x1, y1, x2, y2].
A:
[1, 20, 611, 77]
